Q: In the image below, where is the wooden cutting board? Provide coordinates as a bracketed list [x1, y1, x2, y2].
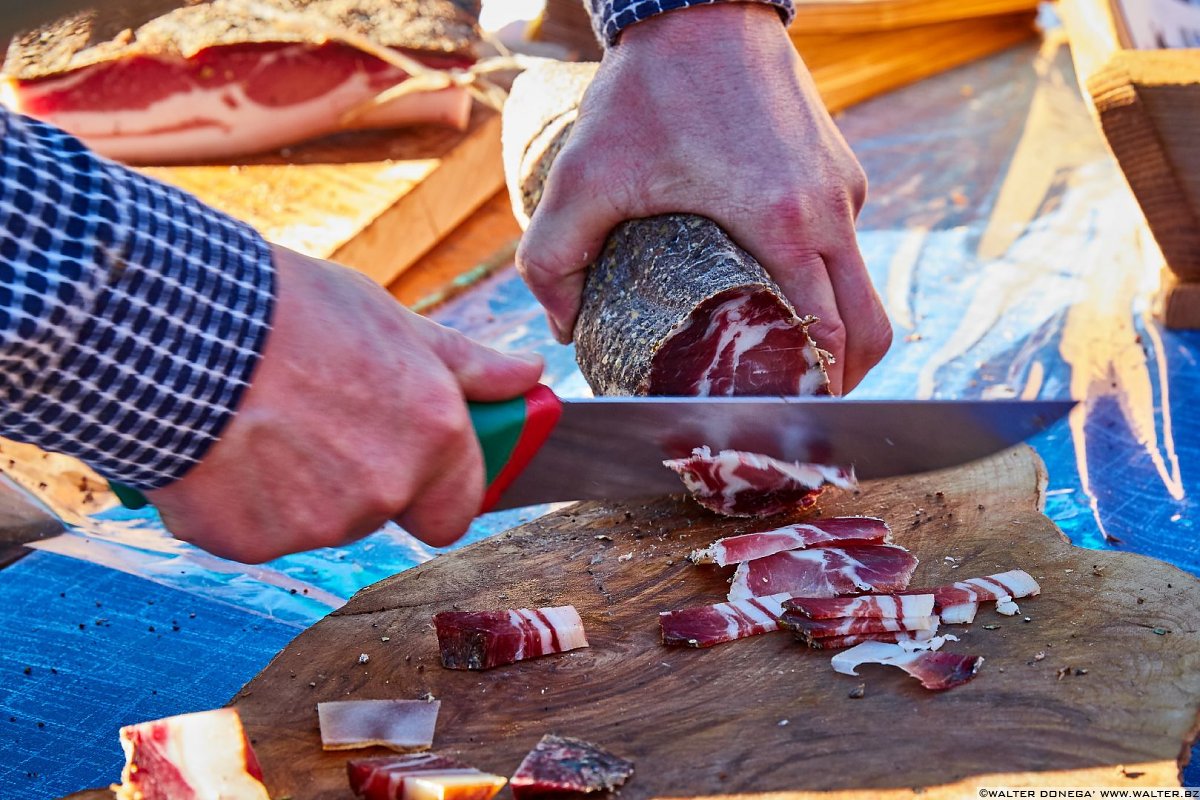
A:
[68, 446, 1200, 798]
[139, 107, 503, 288]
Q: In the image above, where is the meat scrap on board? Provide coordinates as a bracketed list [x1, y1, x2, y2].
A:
[659, 593, 792, 648]
[2, 0, 481, 163]
[509, 734, 634, 800]
[831, 639, 984, 691]
[688, 516, 891, 566]
[433, 606, 589, 671]
[317, 699, 440, 752]
[348, 753, 507, 800]
[664, 446, 857, 518]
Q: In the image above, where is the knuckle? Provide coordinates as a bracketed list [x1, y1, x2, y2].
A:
[814, 317, 848, 357]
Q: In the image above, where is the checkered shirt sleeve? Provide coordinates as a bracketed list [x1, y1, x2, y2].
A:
[0, 110, 275, 490]
[587, 0, 795, 46]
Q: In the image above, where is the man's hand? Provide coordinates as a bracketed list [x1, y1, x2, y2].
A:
[147, 246, 544, 563]
[516, 4, 892, 394]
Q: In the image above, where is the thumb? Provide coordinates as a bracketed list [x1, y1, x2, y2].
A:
[418, 319, 544, 401]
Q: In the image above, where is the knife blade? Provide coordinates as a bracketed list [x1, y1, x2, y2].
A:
[485, 388, 1074, 511]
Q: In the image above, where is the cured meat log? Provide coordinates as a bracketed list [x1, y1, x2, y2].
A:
[831, 639, 983, 691]
[728, 545, 918, 602]
[689, 516, 890, 565]
[317, 699, 440, 752]
[664, 447, 857, 518]
[348, 753, 507, 800]
[509, 734, 634, 799]
[433, 606, 589, 671]
[502, 61, 832, 397]
[659, 593, 791, 648]
[113, 708, 269, 800]
[3, 0, 480, 163]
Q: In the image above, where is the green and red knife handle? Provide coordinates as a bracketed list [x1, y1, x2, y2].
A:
[109, 385, 565, 514]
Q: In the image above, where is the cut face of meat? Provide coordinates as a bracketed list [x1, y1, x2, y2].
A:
[114, 708, 269, 800]
[348, 754, 507, 800]
[659, 593, 790, 648]
[663, 447, 856, 518]
[3, 0, 480, 162]
[728, 545, 918, 602]
[433, 606, 589, 671]
[317, 699, 439, 752]
[831, 639, 983, 691]
[689, 517, 890, 566]
[806, 630, 935, 651]
[781, 614, 939, 646]
[509, 734, 634, 799]
[646, 289, 832, 396]
[782, 593, 934, 620]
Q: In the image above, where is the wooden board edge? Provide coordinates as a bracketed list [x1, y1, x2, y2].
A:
[788, 0, 1041, 35]
[1156, 270, 1200, 329]
[332, 110, 505, 286]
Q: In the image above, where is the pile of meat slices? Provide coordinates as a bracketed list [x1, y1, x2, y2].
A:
[660, 448, 1042, 691]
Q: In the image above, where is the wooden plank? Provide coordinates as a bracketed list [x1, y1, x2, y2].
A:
[388, 190, 521, 312]
[1158, 270, 1200, 329]
[795, 12, 1038, 113]
[141, 107, 504, 287]
[791, 0, 1040, 33]
[100, 446, 1191, 800]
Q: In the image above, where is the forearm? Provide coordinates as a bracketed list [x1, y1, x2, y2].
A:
[584, 0, 795, 46]
[0, 109, 275, 490]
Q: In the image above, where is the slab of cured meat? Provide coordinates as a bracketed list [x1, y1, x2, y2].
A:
[727, 544, 919, 601]
[509, 734, 634, 799]
[665, 447, 857, 518]
[85, 448, 1199, 799]
[433, 605, 589, 670]
[2, 0, 481, 163]
[347, 753, 506, 800]
[689, 517, 891, 566]
[501, 61, 832, 398]
[317, 699, 439, 751]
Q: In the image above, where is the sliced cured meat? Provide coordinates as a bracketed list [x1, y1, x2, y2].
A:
[3, 0, 479, 163]
[938, 602, 979, 625]
[780, 614, 938, 646]
[348, 754, 506, 800]
[903, 569, 1040, 624]
[663, 447, 856, 518]
[728, 545, 918, 602]
[806, 630, 936, 651]
[113, 708, 269, 800]
[502, 65, 832, 398]
[433, 606, 589, 671]
[831, 639, 983, 691]
[782, 593, 934, 620]
[689, 517, 890, 566]
[659, 593, 790, 648]
[509, 734, 634, 799]
[318, 699, 439, 752]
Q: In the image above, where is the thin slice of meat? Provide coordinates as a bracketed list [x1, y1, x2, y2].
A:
[318, 699, 439, 752]
[831, 639, 983, 691]
[663, 447, 856, 518]
[689, 517, 890, 566]
[938, 602, 980, 625]
[728, 545, 919, 602]
[433, 606, 589, 671]
[805, 630, 935, 651]
[348, 754, 507, 800]
[903, 569, 1041, 624]
[3, 0, 479, 163]
[781, 614, 938, 646]
[113, 708, 269, 800]
[509, 734, 634, 799]
[502, 63, 832, 398]
[659, 593, 790, 648]
[782, 593, 934, 620]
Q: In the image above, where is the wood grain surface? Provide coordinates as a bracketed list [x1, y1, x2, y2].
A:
[140, 107, 503, 288]
[67, 447, 1192, 800]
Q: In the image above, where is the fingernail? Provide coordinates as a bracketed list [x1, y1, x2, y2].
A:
[513, 350, 543, 367]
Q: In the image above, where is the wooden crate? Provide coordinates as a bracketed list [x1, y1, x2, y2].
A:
[1061, 0, 1200, 327]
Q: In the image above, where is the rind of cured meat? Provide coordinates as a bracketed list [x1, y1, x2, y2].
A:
[664, 447, 856, 518]
[781, 614, 938, 646]
[509, 734, 634, 799]
[318, 699, 440, 752]
[831, 639, 983, 691]
[806, 630, 935, 651]
[502, 64, 831, 398]
[4, 0, 480, 162]
[782, 593, 934, 620]
[728, 545, 919, 602]
[348, 753, 506, 800]
[433, 606, 589, 671]
[659, 593, 790, 648]
[113, 708, 269, 800]
[689, 517, 890, 566]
